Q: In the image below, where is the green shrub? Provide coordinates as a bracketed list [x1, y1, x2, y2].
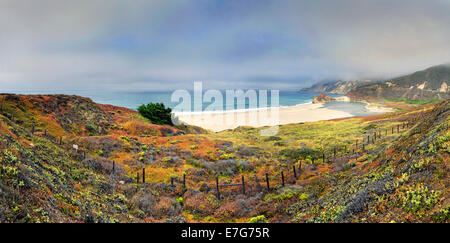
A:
[299, 193, 309, 200]
[264, 190, 298, 202]
[186, 158, 203, 168]
[85, 124, 96, 134]
[401, 184, 441, 212]
[248, 215, 268, 223]
[279, 148, 320, 160]
[176, 197, 184, 204]
[137, 103, 173, 125]
[432, 206, 449, 222]
[363, 124, 377, 131]
[120, 136, 131, 143]
[274, 141, 286, 146]
[264, 136, 282, 142]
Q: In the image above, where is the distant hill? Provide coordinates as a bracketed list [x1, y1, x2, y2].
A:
[346, 64, 450, 101]
[300, 79, 379, 94]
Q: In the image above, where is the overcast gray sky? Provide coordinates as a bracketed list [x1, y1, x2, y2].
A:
[1, 0, 449, 92]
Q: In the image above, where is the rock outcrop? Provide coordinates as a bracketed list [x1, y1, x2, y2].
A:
[312, 93, 336, 104]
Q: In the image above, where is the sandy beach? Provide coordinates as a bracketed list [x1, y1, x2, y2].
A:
[175, 98, 390, 132]
[364, 102, 394, 113]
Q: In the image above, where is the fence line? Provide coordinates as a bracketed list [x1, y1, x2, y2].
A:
[145, 120, 416, 199]
[5, 107, 419, 199]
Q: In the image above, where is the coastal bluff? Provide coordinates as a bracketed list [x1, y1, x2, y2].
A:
[312, 93, 336, 104]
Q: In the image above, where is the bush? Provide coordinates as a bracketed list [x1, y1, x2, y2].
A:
[248, 215, 268, 223]
[264, 136, 282, 142]
[137, 103, 173, 125]
[299, 193, 309, 200]
[85, 124, 97, 134]
[176, 197, 184, 204]
[279, 148, 320, 160]
[120, 136, 131, 143]
[274, 141, 286, 146]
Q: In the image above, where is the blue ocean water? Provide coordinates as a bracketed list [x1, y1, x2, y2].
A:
[6, 90, 377, 116]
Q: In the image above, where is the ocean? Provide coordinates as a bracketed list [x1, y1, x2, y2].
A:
[6, 90, 378, 117]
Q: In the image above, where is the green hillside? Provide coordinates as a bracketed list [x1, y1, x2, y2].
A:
[0, 94, 448, 222]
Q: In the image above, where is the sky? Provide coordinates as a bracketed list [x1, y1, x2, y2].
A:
[0, 0, 449, 92]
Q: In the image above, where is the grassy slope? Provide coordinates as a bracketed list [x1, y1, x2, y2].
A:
[203, 101, 449, 222]
[0, 94, 448, 223]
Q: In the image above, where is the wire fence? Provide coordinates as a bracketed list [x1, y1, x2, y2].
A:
[1, 106, 421, 199]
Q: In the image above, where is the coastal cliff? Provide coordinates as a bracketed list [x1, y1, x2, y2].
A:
[302, 64, 450, 103]
[346, 64, 450, 101]
[301, 80, 377, 94]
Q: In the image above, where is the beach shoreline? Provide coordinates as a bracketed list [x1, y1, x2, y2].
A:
[175, 97, 391, 132]
[363, 102, 395, 113]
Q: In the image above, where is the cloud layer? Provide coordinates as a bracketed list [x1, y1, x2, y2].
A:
[1, 0, 449, 92]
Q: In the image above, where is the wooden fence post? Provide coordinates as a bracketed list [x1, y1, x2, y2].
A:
[183, 173, 186, 189]
[265, 173, 270, 191]
[216, 177, 220, 199]
[241, 175, 245, 194]
[293, 165, 297, 178]
[142, 168, 145, 183]
[281, 171, 285, 187]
